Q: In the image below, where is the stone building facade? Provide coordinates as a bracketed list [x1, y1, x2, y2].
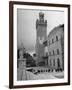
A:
[36, 12, 47, 65]
[47, 24, 64, 70]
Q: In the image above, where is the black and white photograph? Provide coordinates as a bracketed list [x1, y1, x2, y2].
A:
[9, 1, 70, 88]
[17, 9, 64, 81]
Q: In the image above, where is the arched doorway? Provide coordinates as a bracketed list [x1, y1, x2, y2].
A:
[57, 58, 60, 68]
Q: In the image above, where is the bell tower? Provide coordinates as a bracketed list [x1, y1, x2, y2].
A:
[36, 12, 47, 64]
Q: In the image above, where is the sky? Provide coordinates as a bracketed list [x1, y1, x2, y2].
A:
[17, 9, 64, 54]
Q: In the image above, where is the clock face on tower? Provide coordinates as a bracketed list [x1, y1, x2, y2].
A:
[38, 37, 44, 45]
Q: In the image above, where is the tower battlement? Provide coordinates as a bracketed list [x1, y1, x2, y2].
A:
[36, 12, 47, 29]
[39, 12, 44, 20]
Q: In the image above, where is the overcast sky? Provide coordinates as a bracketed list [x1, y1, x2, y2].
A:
[17, 9, 64, 54]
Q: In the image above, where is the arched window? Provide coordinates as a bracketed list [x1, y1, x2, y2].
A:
[57, 49, 59, 55]
[57, 58, 60, 68]
[53, 59, 55, 66]
[50, 59, 52, 66]
[52, 39, 54, 43]
[56, 36, 58, 41]
[53, 50, 54, 55]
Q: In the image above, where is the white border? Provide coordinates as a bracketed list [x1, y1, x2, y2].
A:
[13, 5, 68, 85]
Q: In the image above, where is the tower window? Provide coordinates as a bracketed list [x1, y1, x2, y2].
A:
[57, 49, 59, 55]
[56, 36, 58, 41]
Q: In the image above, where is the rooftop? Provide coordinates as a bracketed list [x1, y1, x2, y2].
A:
[48, 24, 64, 37]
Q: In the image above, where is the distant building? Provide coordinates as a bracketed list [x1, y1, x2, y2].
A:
[47, 24, 64, 70]
[36, 12, 47, 65]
